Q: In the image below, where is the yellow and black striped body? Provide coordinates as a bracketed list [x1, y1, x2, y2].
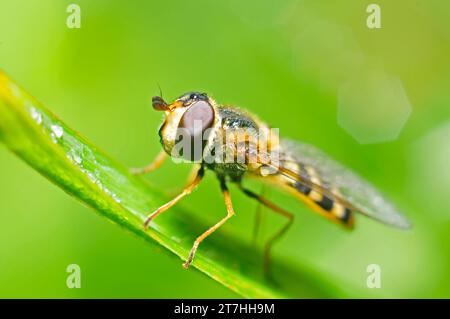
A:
[203, 105, 354, 228]
[251, 159, 354, 229]
[154, 92, 410, 232]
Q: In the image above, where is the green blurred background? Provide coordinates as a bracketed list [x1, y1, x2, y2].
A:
[1, 0, 450, 298]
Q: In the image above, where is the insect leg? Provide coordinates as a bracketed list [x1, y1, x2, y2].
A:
[130, 150, 167, 175]
[252, 185, 267, 246]
[184, 164, 202, 187]
[183, 178, 235, 269]
[143, 166, 204, 229]
[238, 184, 294, 276]
[166, 164, 202, 197]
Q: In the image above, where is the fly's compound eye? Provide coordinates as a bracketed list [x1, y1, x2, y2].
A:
[180, 101, 214, 138]
[177, 101, 215, 161]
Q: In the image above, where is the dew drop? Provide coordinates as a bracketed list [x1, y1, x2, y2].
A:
[72, 153, 82, 165]
[112, 193, 121, 203]
[51, 125, 64, 138]
[28, 106, 42, 125]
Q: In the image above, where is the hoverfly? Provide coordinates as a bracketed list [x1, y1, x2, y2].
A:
[132, 92, 411, 271]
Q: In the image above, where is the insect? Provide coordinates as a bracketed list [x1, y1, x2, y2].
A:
[132, 92, 411, 272]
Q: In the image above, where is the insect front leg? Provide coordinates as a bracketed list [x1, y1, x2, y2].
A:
[143, 166, 204, 229]
[183, 177, 235, 269]
[130, 150, 168, 175]
[165, 164, 202, 197]
[184, 164, 202, 187]
[238, 184, 294, 277]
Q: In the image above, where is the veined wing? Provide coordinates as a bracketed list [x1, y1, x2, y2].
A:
[276, 139, 411, 229]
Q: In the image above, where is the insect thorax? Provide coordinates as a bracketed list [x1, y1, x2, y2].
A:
[202, 106, 268, 180]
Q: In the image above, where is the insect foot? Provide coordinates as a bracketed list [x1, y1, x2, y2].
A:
[182, 242, 199, 269]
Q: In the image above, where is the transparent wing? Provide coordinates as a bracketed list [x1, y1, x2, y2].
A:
[277, 138, 411, 229]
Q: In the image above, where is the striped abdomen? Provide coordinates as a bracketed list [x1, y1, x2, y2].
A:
[263, 161, 354, 228]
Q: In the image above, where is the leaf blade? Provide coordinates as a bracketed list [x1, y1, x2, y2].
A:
[0, 70, 341, 298]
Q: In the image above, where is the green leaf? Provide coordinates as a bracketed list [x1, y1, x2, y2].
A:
[0, 70, 342, 298]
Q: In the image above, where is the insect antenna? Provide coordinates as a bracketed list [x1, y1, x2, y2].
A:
[152, 83, 169, 111]
[157, 82, 164, 99]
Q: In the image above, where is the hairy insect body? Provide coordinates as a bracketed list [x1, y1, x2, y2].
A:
[199, 105, 354, 227]
[137, 91, 410, 270]
[205, 106, 265, 181]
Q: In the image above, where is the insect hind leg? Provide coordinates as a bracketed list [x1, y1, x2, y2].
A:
[238, 184, 294, 277]
[252, 185, 267, 246]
